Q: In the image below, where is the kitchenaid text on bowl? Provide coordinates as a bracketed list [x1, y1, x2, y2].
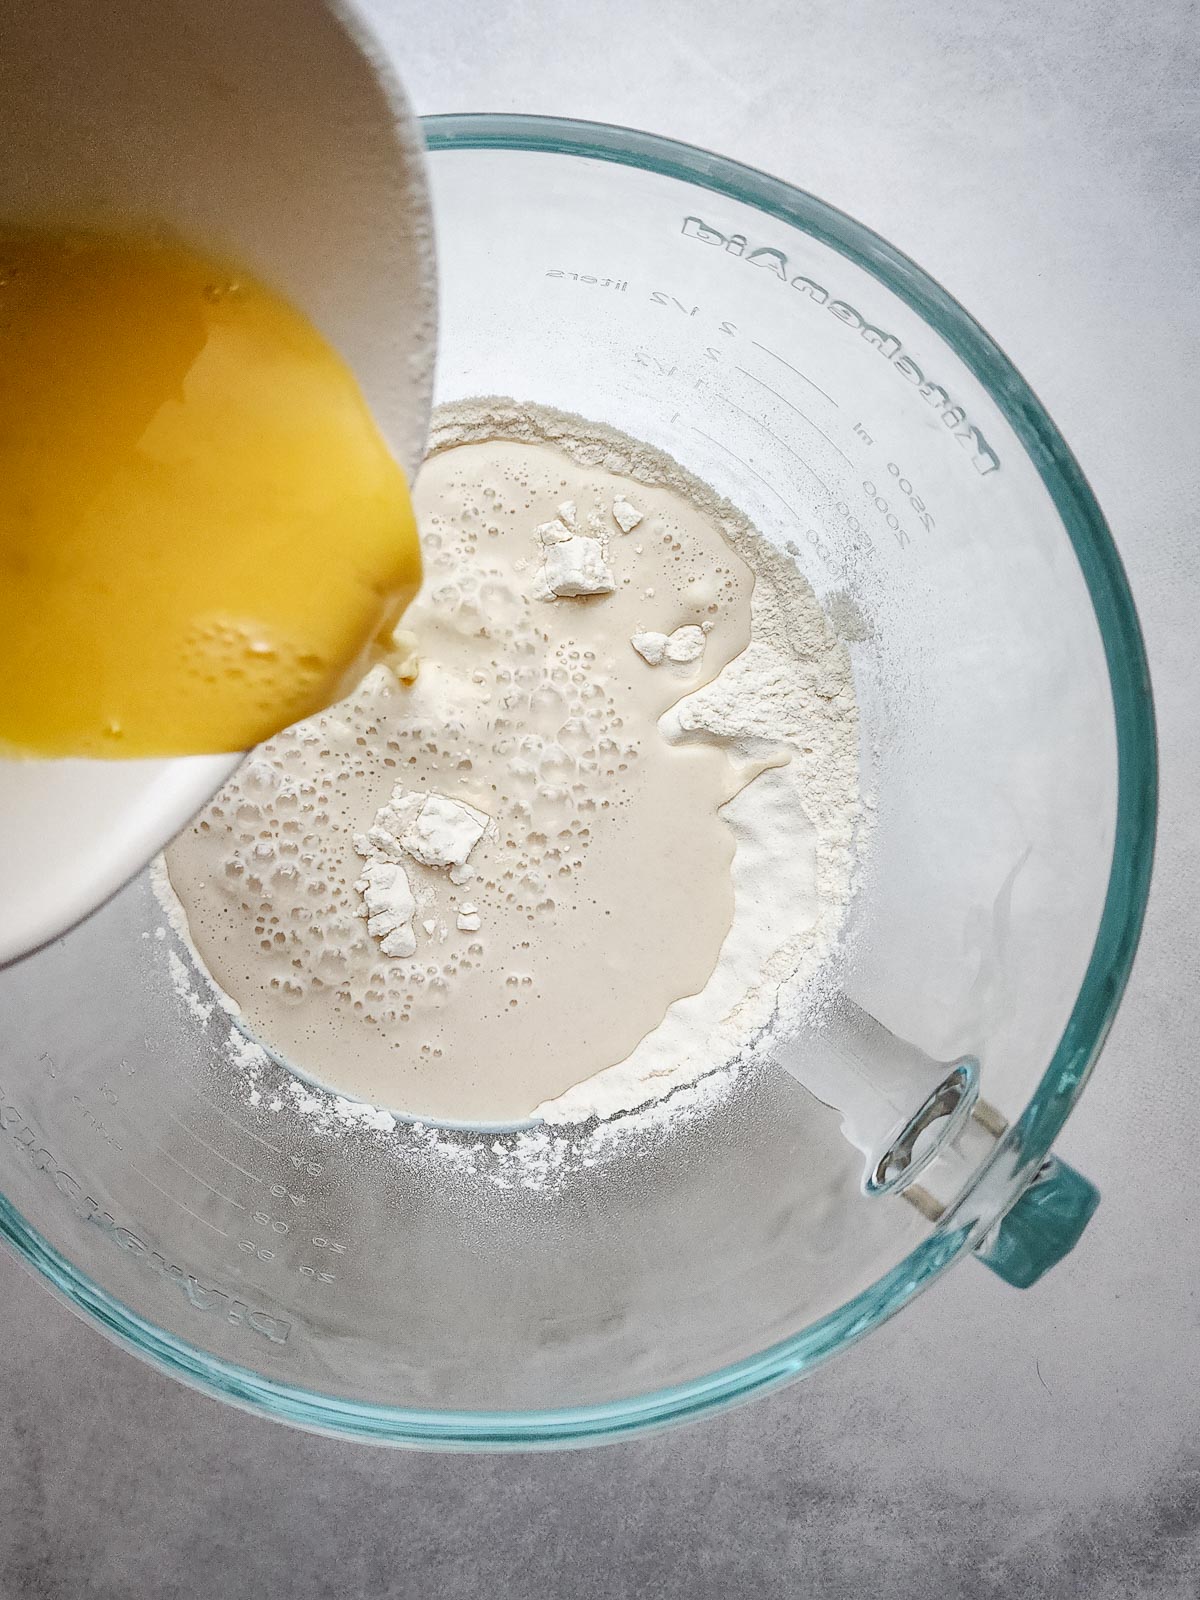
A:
[682, 216, 1001, 478]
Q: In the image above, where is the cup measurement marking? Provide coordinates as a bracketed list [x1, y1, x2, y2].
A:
[718, 394, 835, 495]
[130, 1163, 229, 1238]
[188, 1084, 284, 1156]
[736, 366, 856, 470]
[167, 1110, 263, 1185]
[689, 422, 852, 580]
[689, 423, 804, 519]
[750, 338, 839, 407]
[184, 1090, 327, 1208]
[153, 1144, 245, 1210]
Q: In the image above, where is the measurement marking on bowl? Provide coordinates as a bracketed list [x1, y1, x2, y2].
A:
[188, 1085, 284, 1156]
[736, 367, 856, 469]
[750, 338, 839, 407]
[154, 1145, 245, 1210]
[232, 1277, 286, 1308]
[130, 1164, 229, 1238]
[167, 1110, 263, 1185]
[689, 424, 803, 518]
[719, 395, 835, 495]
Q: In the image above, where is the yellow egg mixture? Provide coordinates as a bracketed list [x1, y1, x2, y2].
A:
[0, 226, 420, 758]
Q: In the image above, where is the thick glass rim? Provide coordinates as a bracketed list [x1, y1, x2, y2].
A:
[0, 115, 1156, 1448]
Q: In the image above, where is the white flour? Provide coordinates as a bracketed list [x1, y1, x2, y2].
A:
[153, 399, 863, 1183]
[426, 402, 862, 1125]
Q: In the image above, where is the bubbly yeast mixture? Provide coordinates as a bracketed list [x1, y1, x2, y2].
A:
[166, 422, 759, 1123]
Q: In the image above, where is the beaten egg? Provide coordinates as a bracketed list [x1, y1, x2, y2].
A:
[0, 226, 421, 758]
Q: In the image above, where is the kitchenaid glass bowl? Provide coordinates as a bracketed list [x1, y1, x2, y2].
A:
[0, 116, 1155, 1447]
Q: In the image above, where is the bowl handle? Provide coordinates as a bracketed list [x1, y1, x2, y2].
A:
[972, 1153, 1100, 1288]
[780, 1000, 1102, 1286]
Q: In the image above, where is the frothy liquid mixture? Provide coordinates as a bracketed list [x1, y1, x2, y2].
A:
[166, 409, 769, 1124]
[0, 226, 419, 758]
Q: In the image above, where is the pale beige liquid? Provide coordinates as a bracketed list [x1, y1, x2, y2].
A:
[166, 427, 756, 1124]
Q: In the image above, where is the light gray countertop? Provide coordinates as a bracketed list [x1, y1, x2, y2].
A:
[3, 2, 1197, 1594]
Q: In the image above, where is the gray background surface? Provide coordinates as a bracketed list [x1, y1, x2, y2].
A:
[3, 1, 1198, 1594]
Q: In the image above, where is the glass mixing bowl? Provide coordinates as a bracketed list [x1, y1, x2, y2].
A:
[0, 116, 1156, 1447]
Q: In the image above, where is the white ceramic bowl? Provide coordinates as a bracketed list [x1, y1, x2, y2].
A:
[0, 0, 436, 965]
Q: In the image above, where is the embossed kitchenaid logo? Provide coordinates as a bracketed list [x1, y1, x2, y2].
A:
[682, 217, 1001, 477]
[0, 1094, 292, 1345]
